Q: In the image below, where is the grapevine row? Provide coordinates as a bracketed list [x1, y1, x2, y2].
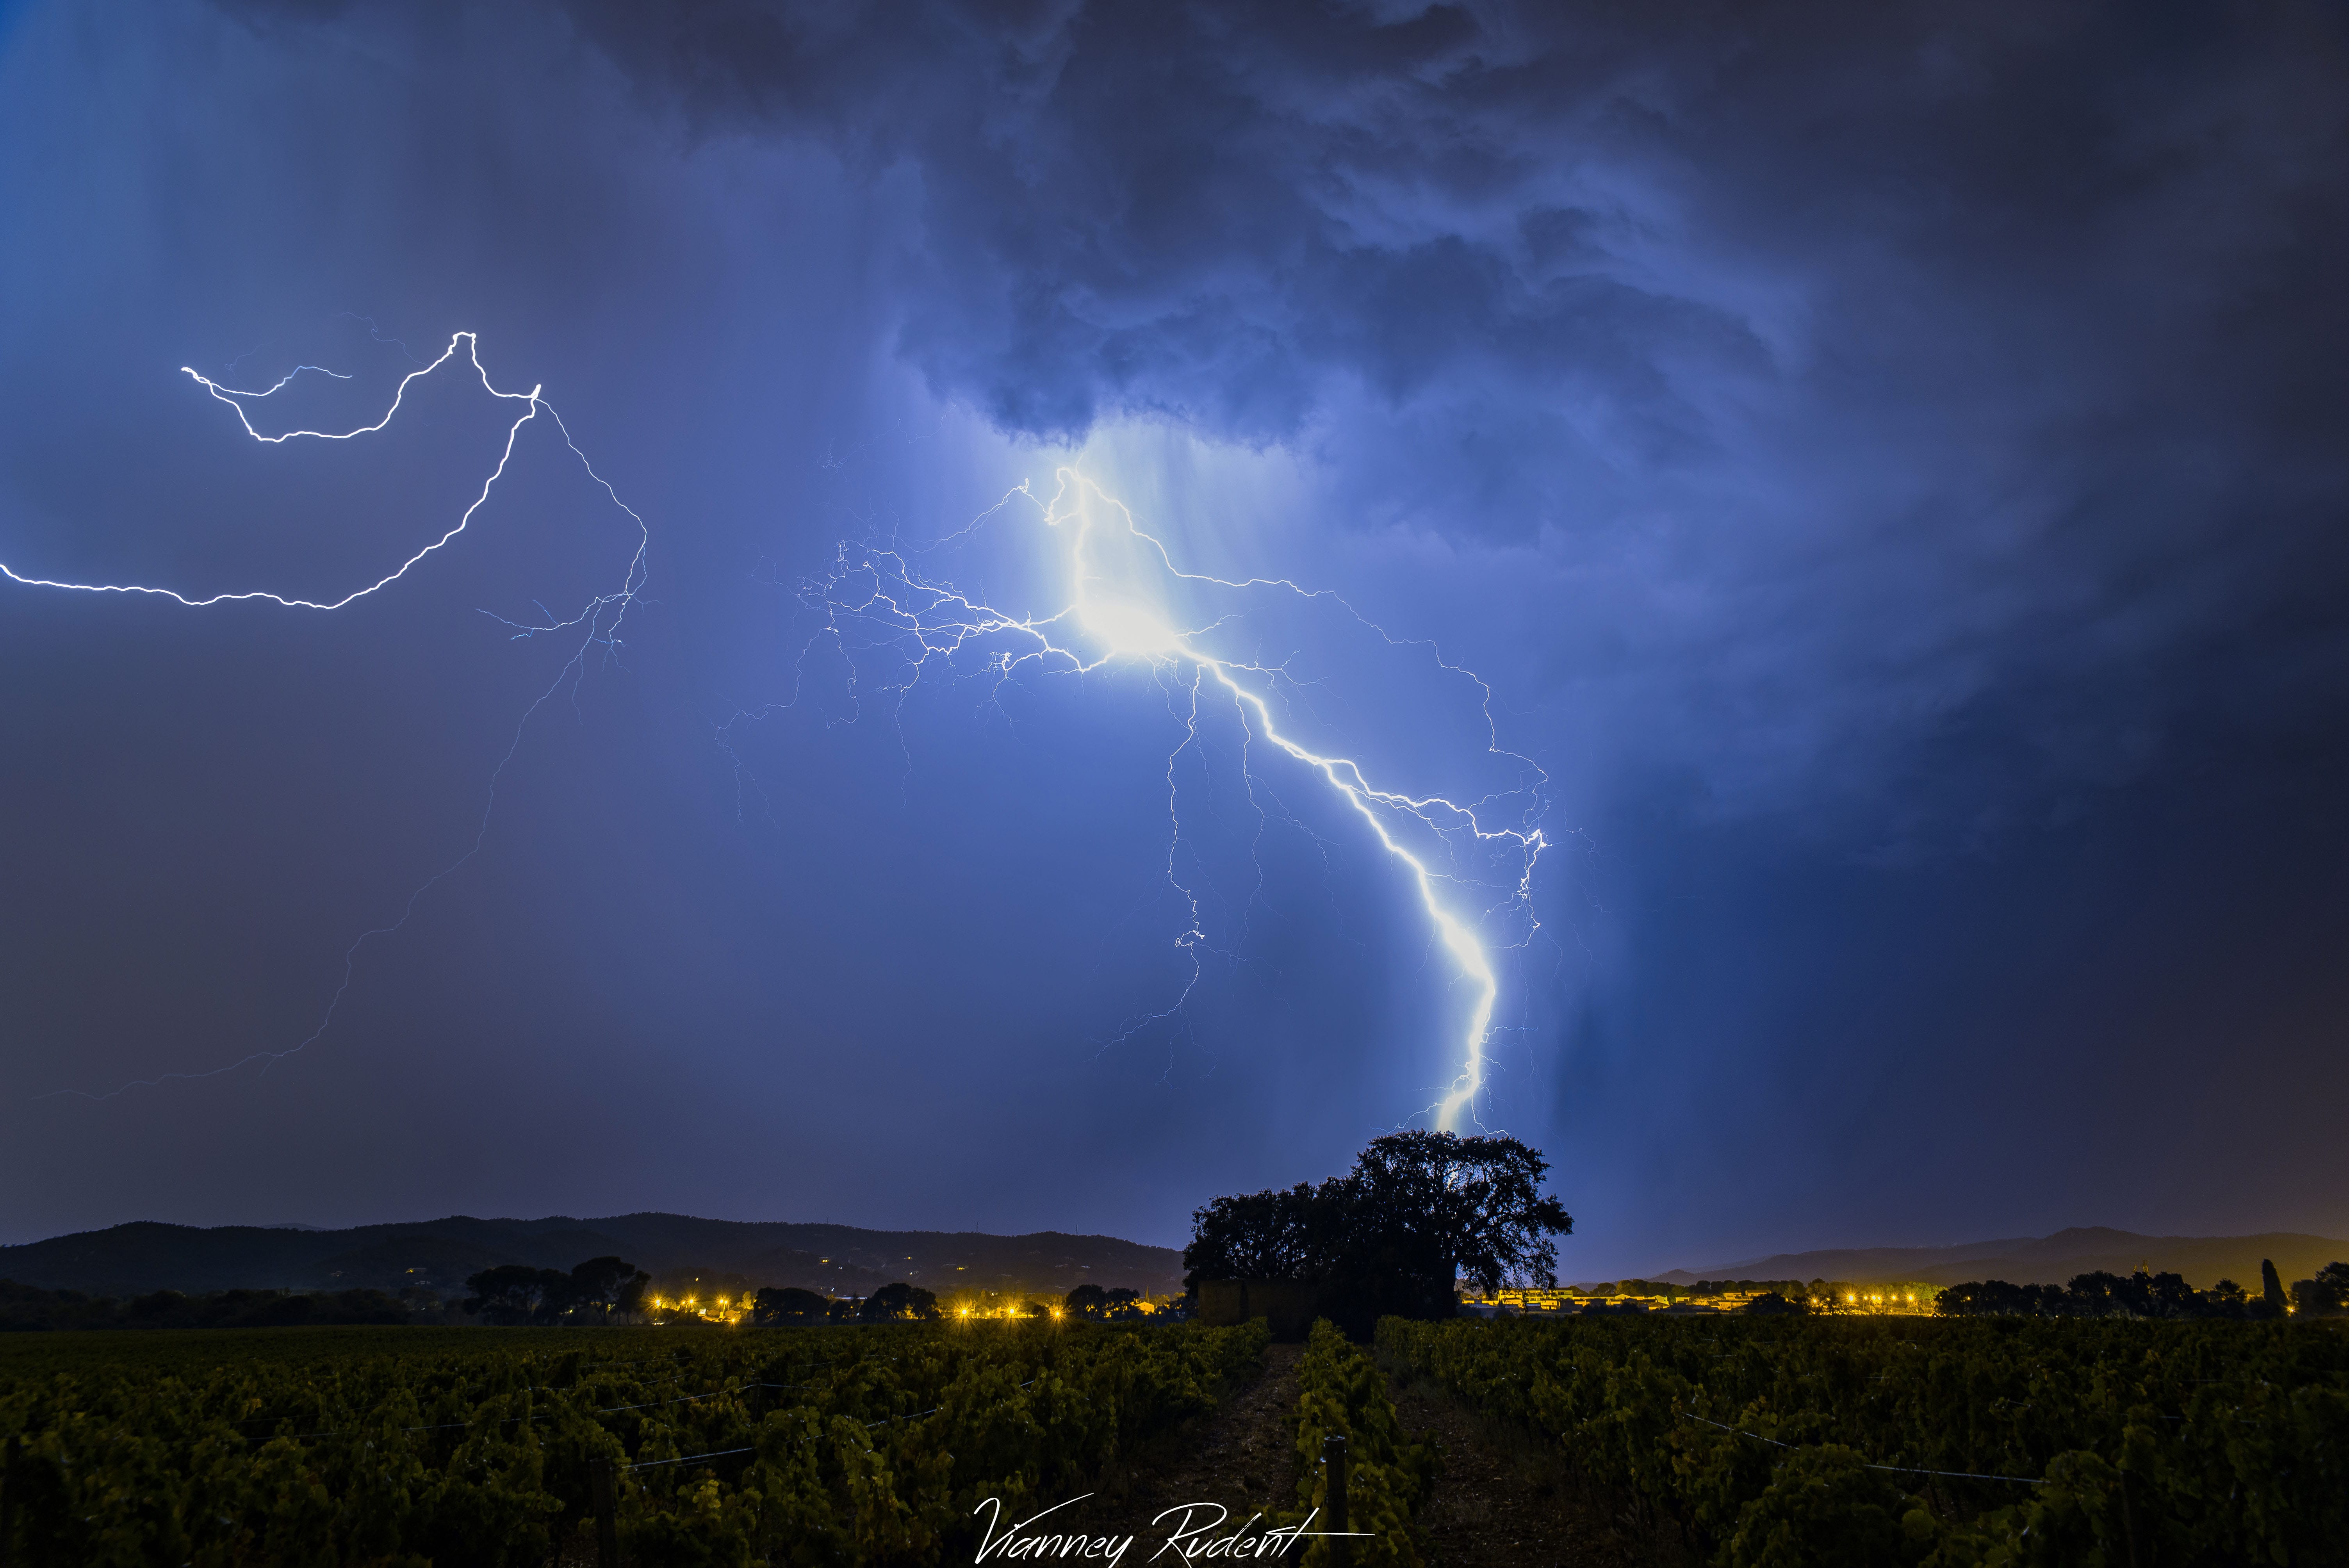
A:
[1286, 1319, 1434, 1568]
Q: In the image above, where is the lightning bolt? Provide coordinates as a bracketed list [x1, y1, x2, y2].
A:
[783, 469, 1545, 1131]
[6, 332, 649, 1097]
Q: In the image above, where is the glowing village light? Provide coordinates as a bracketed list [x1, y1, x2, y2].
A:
[793, 468, 1546, 1131]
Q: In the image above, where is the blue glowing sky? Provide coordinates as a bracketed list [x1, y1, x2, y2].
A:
[3, 1, 2344, 1273]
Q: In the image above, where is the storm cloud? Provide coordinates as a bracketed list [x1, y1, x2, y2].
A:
[2, 0, 2344, 1270]
[564, 0, 2349, 833]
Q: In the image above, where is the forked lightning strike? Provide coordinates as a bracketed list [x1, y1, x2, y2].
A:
[5, 333, 649, 1097]
[794, 470, 1545, 1131]
[10, 340, 1535, 1123]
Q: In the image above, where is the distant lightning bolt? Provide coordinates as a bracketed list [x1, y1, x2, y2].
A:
[785, 469, 1545, 1131]
[0, 333, 640, 621]
[7, 332, 649, 1098]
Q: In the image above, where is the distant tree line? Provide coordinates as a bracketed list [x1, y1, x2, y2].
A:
[745, 1282, 945, 1323]
[1564, 1279, 1819, 1300]
[1183, 1130, 1573, 1335]
[7, 1263, 1175, 1333]
[1, 1278, 418, 1332]
[1063, 1284, 1147, 1319]
[469, 1270, 1165, 1328]
[748, 1286, 848, 1324]
[2293, 1262, 2349, 1316]
[460, 1256, 650, 1325]
[1683, 1279, 1799, 1295]
[742, 1281, 1154, 1324]
[1937, 1260, 2349, 1319]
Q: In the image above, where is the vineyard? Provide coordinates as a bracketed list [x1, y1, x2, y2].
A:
[9, 1311, 2345, 1565]
[0, 1319, 1268, 1567]
[1379, 1313, 2349, 1566]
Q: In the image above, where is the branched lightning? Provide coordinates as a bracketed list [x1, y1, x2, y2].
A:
[784, 469, 1545, 1130]
[9, 344, 1536, 1123]
[7, 333, 649, 1098]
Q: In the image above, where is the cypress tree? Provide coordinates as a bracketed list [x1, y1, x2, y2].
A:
[2261, 1258, 2288, 1311]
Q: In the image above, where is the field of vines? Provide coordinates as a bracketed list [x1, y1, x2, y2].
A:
[1380, 1313, 2349, 1567]
[0, 1318, 1269, 1567]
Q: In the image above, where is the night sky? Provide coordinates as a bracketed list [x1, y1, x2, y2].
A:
[3, 1, 2344, 1277]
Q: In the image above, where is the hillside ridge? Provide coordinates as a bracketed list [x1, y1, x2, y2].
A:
[1641, 1226, 2349, 1290]
[0, 1213, 1186, 1299]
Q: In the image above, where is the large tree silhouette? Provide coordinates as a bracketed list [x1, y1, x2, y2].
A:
[1185, 1130, 1572, 1332]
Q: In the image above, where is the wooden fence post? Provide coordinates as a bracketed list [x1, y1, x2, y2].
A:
[1321, 1433, 1349, 1567]
[590, 1456, 619, 1568]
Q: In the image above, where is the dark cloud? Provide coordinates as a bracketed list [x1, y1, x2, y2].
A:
[559, 2, 2344, 456]
[560, 0, 2349, 837]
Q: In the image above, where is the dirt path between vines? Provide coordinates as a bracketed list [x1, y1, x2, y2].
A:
[1068, 1340, 1306, 1540]
[1078, 1339, 1665, 1566]
[1384, 1363, 1682, 1568]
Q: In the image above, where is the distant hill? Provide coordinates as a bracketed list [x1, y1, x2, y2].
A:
[0, 1214, 1185, 1300]
[1644, 1227, 2349, 1290]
